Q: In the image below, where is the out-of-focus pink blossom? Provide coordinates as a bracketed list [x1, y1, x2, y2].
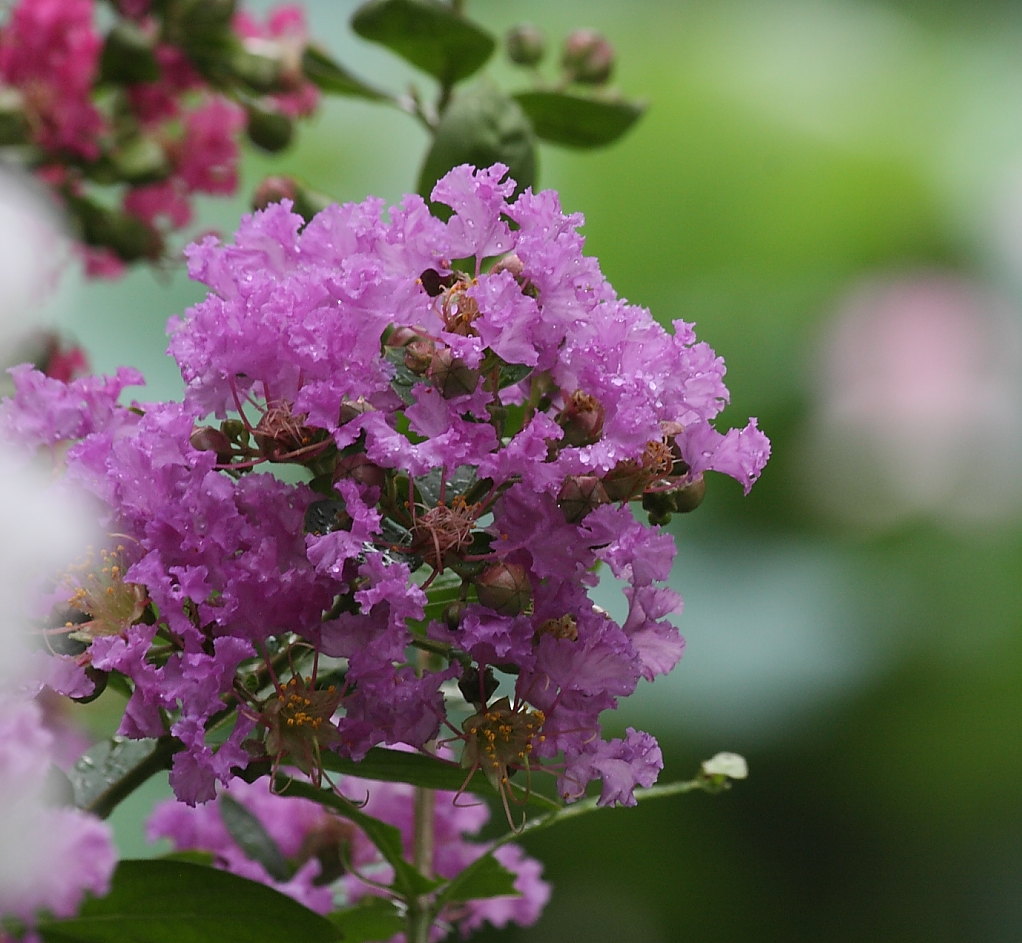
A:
[803, 271, 1022, 529]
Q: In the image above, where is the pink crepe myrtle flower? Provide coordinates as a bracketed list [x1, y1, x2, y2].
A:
[4, 164, 768, 811]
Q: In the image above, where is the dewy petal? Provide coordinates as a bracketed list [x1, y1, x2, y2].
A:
[431, 163, 516, 259]
[680, 418, 772, 494]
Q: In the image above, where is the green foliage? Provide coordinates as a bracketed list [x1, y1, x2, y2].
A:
[418, 81, 537, 198]
[36, 861, 341, 943]
[351, 0, 496, 84]
[514, 90, 645, 149]
[219, 795, 292, 882]
[301, 46, 388, 100]
[328, 898, 406, 941]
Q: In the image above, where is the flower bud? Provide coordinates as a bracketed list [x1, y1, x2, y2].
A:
[403, 338, 435, 375]
[245, 101, 294, 152]
[252, 175, 298, 209]
[99, 20, 160, 85]
[190, 425, 233, 459]
[443, 601, 466, 631]
[220, 418, 250, 448]
[429, 348, 479, 398]
[557, 390, 605, 447]
[338, 397, 374, 425]
[334, 453, 385, 490]
[458, 664, 499, 709]
[490, 252, 525, 278]
[506, 24, 545, 66]
[561, 28, 615, 85]
[475, 562, 532, 616]
[601, 458, 647, 502]
[557, 474, 609, 523]
[383, 325, 424, 348]
[670, 476, 706, 513]
[641, 489, 674, 526]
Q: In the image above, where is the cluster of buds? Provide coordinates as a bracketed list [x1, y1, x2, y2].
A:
[0, 0, 320, 276]
[505, 23, 616, 86]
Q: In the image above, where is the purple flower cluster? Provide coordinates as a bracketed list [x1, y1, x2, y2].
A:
[3, 164, 768, 814]
[147, 766, 549, 938]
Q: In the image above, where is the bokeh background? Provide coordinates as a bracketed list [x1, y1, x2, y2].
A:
[38, 1, 1022, 940]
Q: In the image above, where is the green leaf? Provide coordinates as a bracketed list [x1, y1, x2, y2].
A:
[329, 898, 406, 941]
[301, 46, 388, 100]
[418, 82, 537, 200]
[277, 780, 441, 898]
[351, 0, 495, 84]
[219, 794, 292, 882]
[513, 91, 645, 149]
[70, 737, 175, 817]
[419, 570, 464, 626]
[434, 851, 518, 908]
[37, 860, 340, 943]
[318, 747, 560, 812]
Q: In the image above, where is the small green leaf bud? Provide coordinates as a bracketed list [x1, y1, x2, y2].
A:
[506, 24, 545, 67]
[245, 101, 294, 153]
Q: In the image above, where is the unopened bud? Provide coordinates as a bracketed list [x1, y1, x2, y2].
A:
[641, 489, 673, 526]
[557, 390, 604, 447]
[245, 101, 294, 152]
[506, 23, 545, 66]
[561, 28, 615, 85]
[190, 425, 233, 458]
[338, 397, 373, 424]
[670, 476, 706, 513]
[383, 325, 423, 348]
[252, 175, 298, 210]
[429, 348, 479, 398]
[557, 474, 609, 523]
[404, 338, 435, 375]
[602, 458, 648, 502]
[458, 664, 499, 709]
[334, 453, 385, 489]
[475, 562, 532, 616]
[100, 20, 160, 84]
[490, 252, 525, 278]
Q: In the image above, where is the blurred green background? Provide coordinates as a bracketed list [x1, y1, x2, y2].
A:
[48, 1, 1022, 940]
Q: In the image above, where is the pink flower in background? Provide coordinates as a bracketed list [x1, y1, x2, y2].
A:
[0, 0, 105, 158]
[234, 4, 320, 118]
[803, 271, 1022, 528]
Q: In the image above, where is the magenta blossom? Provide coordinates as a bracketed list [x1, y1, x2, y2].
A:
[4, 163, 768, 812]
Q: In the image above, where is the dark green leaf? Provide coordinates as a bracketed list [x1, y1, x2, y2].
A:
[219, 794, 292, 882]
[513, 91, 645, 149]
[434, 851, 518, 908]
[64, 194, 162, 262]
[277, 780, 441, 898]
[100, 21, 160, 84]
[301, 46, 388, 100]
[329, 898, 406, 941]
[384, 345, 425, 405]
[351, 0, 495, 84]
[318, 747, 560, 812]
[37, 860, 340, 943]
[70, 737, 173, 816]
[415, 465, 477, 506]
[418, 82, 536, 199]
